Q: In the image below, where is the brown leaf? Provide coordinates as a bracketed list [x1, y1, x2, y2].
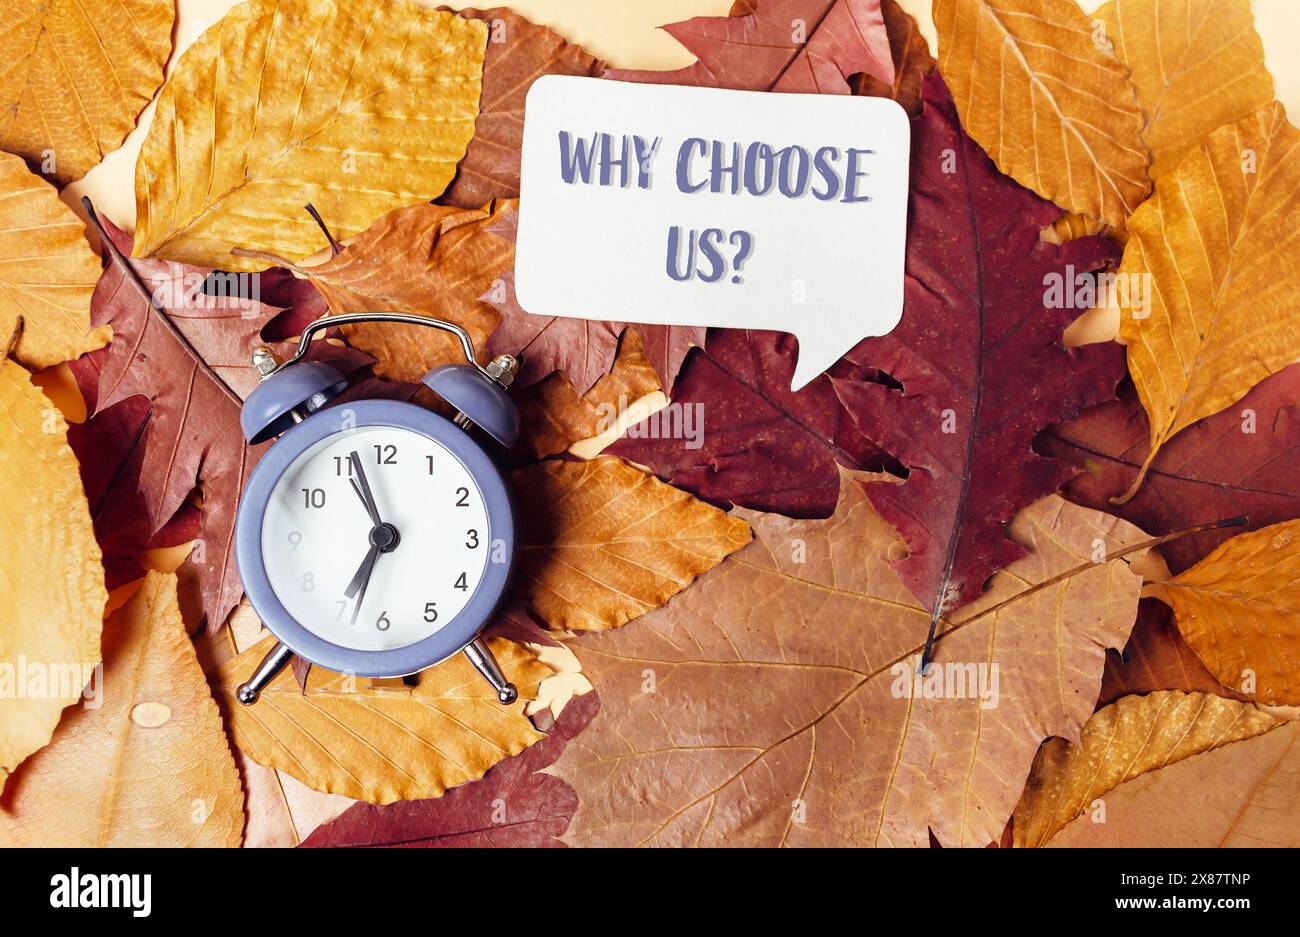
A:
[1159, 520, 1300, 706]
[514, 458, 752, 632]
[440, 7, 604, 208]
[0, 573, 243, 846]
[849, 0, 935, 116]
[266, 200, 516, 384]
[933, 0, 1150, 227]
[0, 152, 106, 368]
[0, 359, 106, 782]
[551, 477, 1151, 846]
[216, 630, 552, 803]
[133, 0, 486, 271]
[0, 0, 173, 185]
[1097, 0, 1273, 179]
[1114, 103, 1300, 502]
[1013, 691, 1288, 847]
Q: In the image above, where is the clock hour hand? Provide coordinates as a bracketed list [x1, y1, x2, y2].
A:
[345, 543, 380, 626]
[348, 450, 383, 527]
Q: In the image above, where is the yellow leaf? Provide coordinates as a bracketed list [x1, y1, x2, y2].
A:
[515, 458, 753, 632]
[1115, 103, 1300, 502]
[1014, 691, 1286, 847]
[0, 573, 242, 846]
[1159, 519, 1300, 705]
[0, 0, 173, 185]
[0, 360, 105, 781]
[0, 152, 107, 368]
[933, 0, 1150, 228]
[216, 630, 550, 803]
[132, 0, 487, 272]
[1097, 0, 1273, 179]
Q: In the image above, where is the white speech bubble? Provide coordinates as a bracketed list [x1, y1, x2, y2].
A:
[515, 76, 909, 391]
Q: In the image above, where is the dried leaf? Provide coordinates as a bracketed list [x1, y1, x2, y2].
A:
[1098, 600, 1248, 708]
[440, 8, 604, 208]
[1098, 0, 1273, 179]
[269, 200, 516, 384]
[133, 0, 486, 271]
[1013, 691, 1287, 847]
[609, 0, 894, 95]
[216, 631, 551, 803]
[849, 0, 935, 116]
[0, 360, 106, 781]
[933, 0, 1150, 227]
[0, 0, 173, 185]
[1040, 368, 1300, 575]
[0, 152, 105, 368]
[1114, 103, 1300, 502]
[552, 478, 1151, 847]
[300, 691, 598, 847]
[833, 76, 1125, 634]
[1159, 520, 1300, 706]
[0, 573, 243, 846]
[611, 328, 894, 518]
[514, 458, 752, 632]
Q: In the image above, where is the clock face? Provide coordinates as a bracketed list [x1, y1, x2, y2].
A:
[260, 425, 493, 652]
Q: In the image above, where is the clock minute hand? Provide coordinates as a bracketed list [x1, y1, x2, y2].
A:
[345, 543, 381, 627]
[348, 450, 382, 526]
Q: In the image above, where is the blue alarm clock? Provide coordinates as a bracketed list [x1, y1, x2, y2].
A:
[232, 312, 522, 708]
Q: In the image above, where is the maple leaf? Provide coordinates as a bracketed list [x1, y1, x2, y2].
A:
[439, 7, 605, 209]
[1014, 691, 1296, 847]
[86, 212, 369, 631]
[832, 75, 1126, 657]
[849, 0, 935, 117]
[608, 0, 893, 94]
[1038, 368, 1300, 575]
[0, 573, 244, 847]
[550, 475, 1153, 847]
[610, 328, 896, 518]
[299, 692, 598, 847]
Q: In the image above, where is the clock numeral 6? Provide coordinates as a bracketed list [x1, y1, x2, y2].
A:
[423, 602, 438, 623]
[376, 611, 391, 632]
[301, 487, 326, 508]
[466, 529, 479, 549]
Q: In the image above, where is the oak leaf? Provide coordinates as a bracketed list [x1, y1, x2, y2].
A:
[551, 477, 1152, 847]
[1039, 368, 1300, 575]
[0, 360, 106, 782]
[0, 0, 173, 185]
[933, 0, 1150, 228]
[610, 327, 894, 518]
[1158, 520, 1300, 706]
[0, 573, 243, 846]
[262, 200, 517, 384]
[832, 76, 1126, 643]
[216, 630, 552, 803]
[300, 692, 598, 847]
[439, 8, 604, 208]
[0, 152, 106, 368]
[1013, 691, 1292, 847]
[849, 0, 935, 117]
[513, 458, 752, 632]
[609, 0, 893, 95]
[132, 0, 486, 271]
[1114, 103, 1300, 502]
[1097, 0, 1273, 179]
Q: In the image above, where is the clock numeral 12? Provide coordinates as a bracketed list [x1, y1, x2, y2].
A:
[374, 444, 397, 465]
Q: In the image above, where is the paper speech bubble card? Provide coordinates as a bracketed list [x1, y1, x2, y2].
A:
[515, 76, 910, 390]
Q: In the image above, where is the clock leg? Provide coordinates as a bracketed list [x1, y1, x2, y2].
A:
[236, 642, 296, 705]
[463, 639, 519, 705]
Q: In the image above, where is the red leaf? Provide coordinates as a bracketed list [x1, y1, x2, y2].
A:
[609, 328, 896, 518]
[833, 75, 1126, 637]
[1038, 366, 1300, 575]
[300, 691, 599, 848]
[609, 0, 894, 94]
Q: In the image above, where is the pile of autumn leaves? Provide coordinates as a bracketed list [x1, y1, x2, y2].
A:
[1, 0, 1298, 848]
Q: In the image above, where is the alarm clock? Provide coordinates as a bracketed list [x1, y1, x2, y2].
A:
[232, 312, 522, 707]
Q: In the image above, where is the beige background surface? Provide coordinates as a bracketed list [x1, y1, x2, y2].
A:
[65, 0, 1300, 229]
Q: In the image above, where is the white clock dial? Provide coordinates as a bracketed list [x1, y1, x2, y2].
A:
[260, 426, 492, 652]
